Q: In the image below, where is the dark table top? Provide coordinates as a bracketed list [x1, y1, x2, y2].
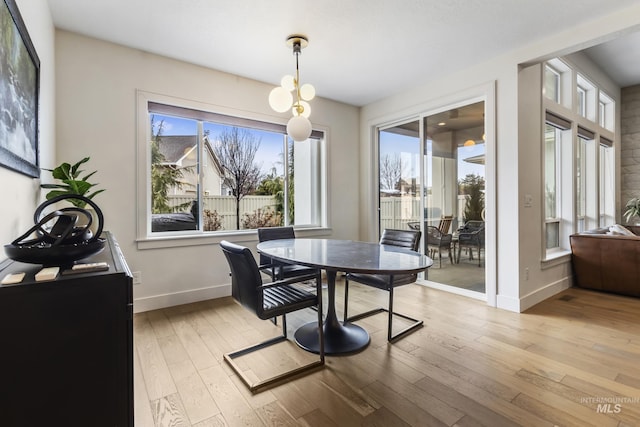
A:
[256, 238, 433, 274]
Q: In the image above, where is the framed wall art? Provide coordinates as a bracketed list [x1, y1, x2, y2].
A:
[0, 0, 40, 178]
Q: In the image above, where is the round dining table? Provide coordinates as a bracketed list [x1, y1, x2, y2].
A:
[256, 238, 433, 354]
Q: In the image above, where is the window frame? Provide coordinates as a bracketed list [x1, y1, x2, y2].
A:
[543, 123, 562, 252]
[576, 73, 596, 122]
[598, 91, 615, 131]
[544, 59, 571, 108]
[136, 90, 329, 249]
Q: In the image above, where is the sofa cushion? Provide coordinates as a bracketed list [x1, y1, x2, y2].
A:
[609, 224, 635, 236]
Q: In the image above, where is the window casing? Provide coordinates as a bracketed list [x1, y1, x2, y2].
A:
[137, 93, 327, 240]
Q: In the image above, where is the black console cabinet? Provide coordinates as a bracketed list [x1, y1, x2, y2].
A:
[0, 232, 133, 427]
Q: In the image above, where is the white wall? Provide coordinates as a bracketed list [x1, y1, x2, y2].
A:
[0, 0, 56, 252]
[54, 31, 360, 312]
[360, 4, 640, 312]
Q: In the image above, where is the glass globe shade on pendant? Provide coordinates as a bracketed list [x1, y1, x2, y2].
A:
[287, 115, 312, 142]
[268, 86, 293, 112]
[268, 35, 315, 141]
[300, 83, 315, 101]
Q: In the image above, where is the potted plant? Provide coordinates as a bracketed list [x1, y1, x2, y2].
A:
[623, 197, 640, 224]
[41, 157, 105, 235]
[41, 157, 104, 208]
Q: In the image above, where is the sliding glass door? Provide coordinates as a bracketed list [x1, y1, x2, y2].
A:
[377, 102, 486, 295]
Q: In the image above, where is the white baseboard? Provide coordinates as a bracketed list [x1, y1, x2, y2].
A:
[496, 276, 572, 313]
[519, 277, 571, 312]
[134, 283, 231, 313]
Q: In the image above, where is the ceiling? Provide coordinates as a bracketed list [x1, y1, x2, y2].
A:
[46, 0, 640, 107]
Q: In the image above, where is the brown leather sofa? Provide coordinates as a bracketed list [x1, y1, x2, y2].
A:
[569, 225, 640, 297]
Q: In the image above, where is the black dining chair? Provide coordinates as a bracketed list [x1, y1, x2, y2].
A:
[220, 240, 324, 393]
[343, 229, 424, 343]
[258, 226, 320, 281]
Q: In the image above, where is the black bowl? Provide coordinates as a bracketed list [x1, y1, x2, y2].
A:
[4, 238, 106, 266]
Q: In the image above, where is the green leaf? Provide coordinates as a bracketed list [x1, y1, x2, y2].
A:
[81, 170, 97, 181]
[41, 157, 104, 205]
[70, 157, 90, 177]
[52, 163, 72, 180]
[86, 189, 106, 199]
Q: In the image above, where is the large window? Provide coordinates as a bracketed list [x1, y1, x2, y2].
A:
[541, 58, 616, 259]
[140, 96, 326, 237]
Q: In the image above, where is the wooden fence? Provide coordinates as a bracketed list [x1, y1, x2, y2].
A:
[166, 195, 278, 230]
[380, 196, 468, 231]
[167, 194, 468, 231]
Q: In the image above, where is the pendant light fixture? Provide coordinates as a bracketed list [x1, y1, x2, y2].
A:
[268, 35, 315, 142]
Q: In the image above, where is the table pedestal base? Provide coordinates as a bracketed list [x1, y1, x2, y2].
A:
[295, 321, 370, 355]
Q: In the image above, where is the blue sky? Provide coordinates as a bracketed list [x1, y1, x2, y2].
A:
[379, 131, 485, 185]
[152, 113, 285, 175]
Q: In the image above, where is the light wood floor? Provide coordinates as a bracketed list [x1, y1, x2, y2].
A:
[134, 280, 640, 426]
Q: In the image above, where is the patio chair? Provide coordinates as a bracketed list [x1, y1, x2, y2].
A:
[220, 240, 324, 393]
[426, 225, 453, 267]
[342, 229, 424, 342]
[437, 215, 453, 234]
[407, 214, 452, 234]
[456, 220, 485, 267]
[258, 226, 320, 281]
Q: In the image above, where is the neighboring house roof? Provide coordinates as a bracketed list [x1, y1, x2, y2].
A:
[157, 135, 223, 175]
[158, 135, 197, 164]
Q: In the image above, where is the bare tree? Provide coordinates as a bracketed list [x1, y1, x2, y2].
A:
[213, 127, 263, 229]
[380, 153, 404, 191]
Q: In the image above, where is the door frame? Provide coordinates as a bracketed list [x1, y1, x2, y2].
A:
[370, 82, 496, 307]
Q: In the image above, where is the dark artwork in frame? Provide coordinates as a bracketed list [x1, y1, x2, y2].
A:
[0, 0, 40, 178]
